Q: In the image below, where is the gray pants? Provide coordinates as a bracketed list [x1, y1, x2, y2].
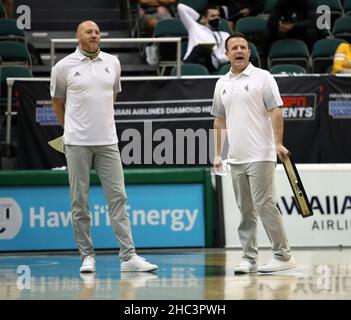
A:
[230, 161, 291, 263]
[65, 144, 135, 261]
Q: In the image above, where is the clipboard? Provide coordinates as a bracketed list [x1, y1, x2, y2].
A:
[281, 153, 313, 218]
[48, 136, 64, 153]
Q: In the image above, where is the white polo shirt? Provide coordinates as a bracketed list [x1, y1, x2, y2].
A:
[178, 3, 229, 69]
[50, 47, 121, 145]
[211, 63, 283, 163]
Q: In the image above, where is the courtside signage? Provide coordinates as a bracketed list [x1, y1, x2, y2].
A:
[281, 94, 317, 120]
[0, 184, 205, 251]
[222, 164, 351, 247]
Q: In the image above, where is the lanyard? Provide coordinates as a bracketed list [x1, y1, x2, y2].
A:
[212, 31, 222, 47]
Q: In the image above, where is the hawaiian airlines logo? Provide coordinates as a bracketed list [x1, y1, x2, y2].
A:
[0, 198, 23, 239]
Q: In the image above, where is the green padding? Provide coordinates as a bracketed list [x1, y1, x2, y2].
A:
[0, 168, 215, 247]
[0, 168, 207, 186]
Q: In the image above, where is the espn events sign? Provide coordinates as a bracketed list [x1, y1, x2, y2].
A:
[281, 94, 317, 120]
[221, 164, 351, 247]
[0, 184, 205, 251]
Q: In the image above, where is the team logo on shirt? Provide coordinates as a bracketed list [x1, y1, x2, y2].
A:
[244, 84, 249, 92]
[73, 71, 81, 77]
[105, 67, 110, 74]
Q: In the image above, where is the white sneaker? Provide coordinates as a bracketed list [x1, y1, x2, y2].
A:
[121, 255, 158, 272]
[80, 255, 96, 273]
[258, 256, 297, 273]
[234, 260, 257, 274]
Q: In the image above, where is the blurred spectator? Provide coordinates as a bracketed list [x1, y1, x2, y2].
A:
[138, 0, 176, 37]
[2, 0, 14, 18]
[178, 3, 230, 72]
[332, 42, 351, 74]
[211, 0, 264, 28]
[267, 0, 319, 51]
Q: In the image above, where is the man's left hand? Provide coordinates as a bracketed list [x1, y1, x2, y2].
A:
[276, 144, 289, 161]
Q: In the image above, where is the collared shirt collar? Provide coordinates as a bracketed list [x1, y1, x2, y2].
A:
[227, 62, 255, 79]
[75, 47, 103, 61]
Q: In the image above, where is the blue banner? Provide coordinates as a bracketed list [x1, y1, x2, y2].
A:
[0, 184, 205, 251]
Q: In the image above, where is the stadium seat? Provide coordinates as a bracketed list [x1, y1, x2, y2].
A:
[270, 64, 306, 75]
[311, 38, 347, 73]
[332, 16, 351, 42]
[345, 0, 351, 15]
[170, 63, 210, 76]
[218, 18, 233, 34]
[316, 0, 343, 28]
[235, 16, 268, 55]
[0, 65, 32, 99]
[236, 16, 268, 35]
[268, 39, 310, 70]
[0, 42, 32, 73]
[178, 0, 209, 13]
[249, 42, 261, 68]
[0, 19, 26, 42]
[263, 0, 278, 14]
[0, 41, 31, 67]
[154, 19, 188, 75]
[154, 19, 188, 38]
[0, 65, 32, 82]
[216, 63, 231, 75]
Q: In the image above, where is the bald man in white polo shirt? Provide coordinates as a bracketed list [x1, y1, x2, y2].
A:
[50, 20, 158, 273]
[211, 33, 297, 274]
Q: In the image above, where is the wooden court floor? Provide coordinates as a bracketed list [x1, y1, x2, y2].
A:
[0, 248, 350, 300]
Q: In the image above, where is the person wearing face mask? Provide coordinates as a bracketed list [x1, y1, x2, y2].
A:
[211, 33, 297, 274]
[177, 3, 230, 73]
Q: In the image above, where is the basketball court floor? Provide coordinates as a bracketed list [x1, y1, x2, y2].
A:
[1, 247, 350, 300]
